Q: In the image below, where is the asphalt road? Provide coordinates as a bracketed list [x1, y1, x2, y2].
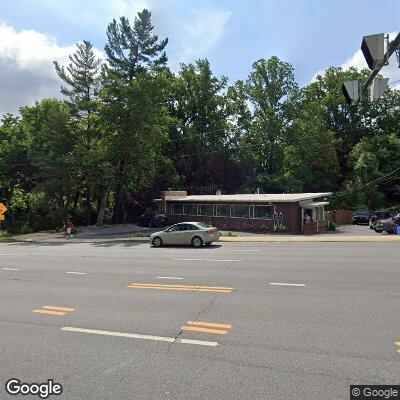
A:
[0, 240, 399, 400]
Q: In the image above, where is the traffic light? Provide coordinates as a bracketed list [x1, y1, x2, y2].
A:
[342, 80, 360, 105]
[361, 33, 385, 70]
[370, 77, 389, 102]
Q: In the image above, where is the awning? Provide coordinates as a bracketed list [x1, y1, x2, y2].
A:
[301, 201, 329, 209]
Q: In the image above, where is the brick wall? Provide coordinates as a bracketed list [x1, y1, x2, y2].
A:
[166, 201, 301, 233]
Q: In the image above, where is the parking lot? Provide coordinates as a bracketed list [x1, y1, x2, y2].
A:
[1, 240, 400, 399]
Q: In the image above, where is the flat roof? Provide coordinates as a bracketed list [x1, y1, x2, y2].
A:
[157, 193, 332, 203]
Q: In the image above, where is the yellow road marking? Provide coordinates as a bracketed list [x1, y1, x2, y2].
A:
[396, 342, 400, 353]
[33, 309, 66, 316]
[43, 306, 75, 312]
[187, 321, 232, 329]
[127, 285, 231, 293]
[128, 283, 233, 290]
[181, 326, 228, 335]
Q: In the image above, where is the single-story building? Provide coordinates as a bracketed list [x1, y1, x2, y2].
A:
[155, 190, 332, 233]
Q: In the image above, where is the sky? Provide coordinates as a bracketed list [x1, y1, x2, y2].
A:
[0, 0, 399, 117]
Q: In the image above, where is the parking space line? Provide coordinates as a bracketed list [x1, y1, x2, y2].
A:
[156, 276, 183, 280]
[269, 282, 306, 287]
[2, 268, 19, 271]
[61, 327, 218, 347]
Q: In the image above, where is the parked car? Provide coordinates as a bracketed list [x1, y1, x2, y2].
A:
[369, 211, 398, 229]
[150, 222, 220, 248]
[137, 212, 168, 228]
[352, 209, 371, 225]
[374, 213, 400, 234]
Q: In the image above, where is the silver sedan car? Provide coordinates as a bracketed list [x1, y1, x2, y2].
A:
[150, 222, 220, 248]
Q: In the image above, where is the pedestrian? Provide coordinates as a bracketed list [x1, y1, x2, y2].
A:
[65, 218, 75, 239]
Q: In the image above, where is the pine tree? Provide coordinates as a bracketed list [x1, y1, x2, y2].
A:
[54, 41, 102, 224]
[104, 9, 168, 81]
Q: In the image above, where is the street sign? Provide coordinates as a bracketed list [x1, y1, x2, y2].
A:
[0, 203, 8, 215]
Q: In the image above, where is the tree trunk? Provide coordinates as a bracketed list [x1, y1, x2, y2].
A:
[85, 185, 92, 225]
[112, 153, 127, 224]
[96, 184, 111, 225]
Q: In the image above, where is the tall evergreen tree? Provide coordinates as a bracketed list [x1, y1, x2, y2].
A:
[104, 9, 168, 81]
[54, 40, 102, 224]
[98, 10, 170, 224]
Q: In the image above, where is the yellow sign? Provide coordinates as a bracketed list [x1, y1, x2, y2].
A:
[0, 203, 7, 215]
[0, 215, 5, 221]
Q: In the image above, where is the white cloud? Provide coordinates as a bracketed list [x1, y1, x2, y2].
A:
[0, 23, 102, 118]
[178, 8, 231, 64]
[110, 0, 150, 19]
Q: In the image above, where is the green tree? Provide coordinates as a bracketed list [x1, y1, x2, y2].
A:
[54, 40, 102, 224]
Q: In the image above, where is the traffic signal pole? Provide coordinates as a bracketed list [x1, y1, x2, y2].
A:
[362, 32, 400, 93]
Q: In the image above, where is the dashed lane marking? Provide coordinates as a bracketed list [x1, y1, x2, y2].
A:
[269, 282, 306, 287]
[127, 283, 232, 293]
[156, 276, 183, 280]
[396, 342, 400, 353]
[33, 305, 75, 316]
[66, 272, 87, 275]
[2, 268, 19, 271]
[61, 327, 218, 347]
[174, 258, 242, 262]
[182, 321, 232, 335]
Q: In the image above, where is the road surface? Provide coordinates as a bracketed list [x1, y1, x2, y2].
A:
[0, 240, 399, 399]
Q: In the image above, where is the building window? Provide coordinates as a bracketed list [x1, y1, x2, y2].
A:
[198, 204, 213, 216]
[250, 205, 273, 220]
[171, 203, 184, 215]
[214, 204, 229, 217]
[230, 204, 249, 218]
[184, 203, 197, 216]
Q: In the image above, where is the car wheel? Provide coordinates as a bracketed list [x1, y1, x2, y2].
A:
[191, 236, 203, 248]
[375, 229, 382, 233]
[152, 237, 163, 247]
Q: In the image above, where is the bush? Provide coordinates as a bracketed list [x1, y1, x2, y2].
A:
[326, 221, 336, 231]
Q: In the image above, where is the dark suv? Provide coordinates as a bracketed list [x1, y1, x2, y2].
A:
[352, 209, 371, 225]
[137, 212, 168, 228]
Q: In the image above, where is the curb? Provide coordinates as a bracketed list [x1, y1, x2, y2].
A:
[219, 236, 400, 243]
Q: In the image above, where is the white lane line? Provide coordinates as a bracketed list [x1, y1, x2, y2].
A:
[0, 253, 26, 257]
[66, 272, 87, 275]
[2, 268, 19, 271]
[270, 282, 306, 287]
[156, 276, 183, 280]
[61, 327, 218, 347]
[174, 258, 242, 262]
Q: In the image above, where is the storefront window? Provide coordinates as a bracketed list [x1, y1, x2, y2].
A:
[184, 203, 197, 216]
[250, 205, 273, 219]
[230, 204, 249, 218]
[198, 204, 213, 216]
[171, 203, 184, 215]
[214, 204, 229, 217]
